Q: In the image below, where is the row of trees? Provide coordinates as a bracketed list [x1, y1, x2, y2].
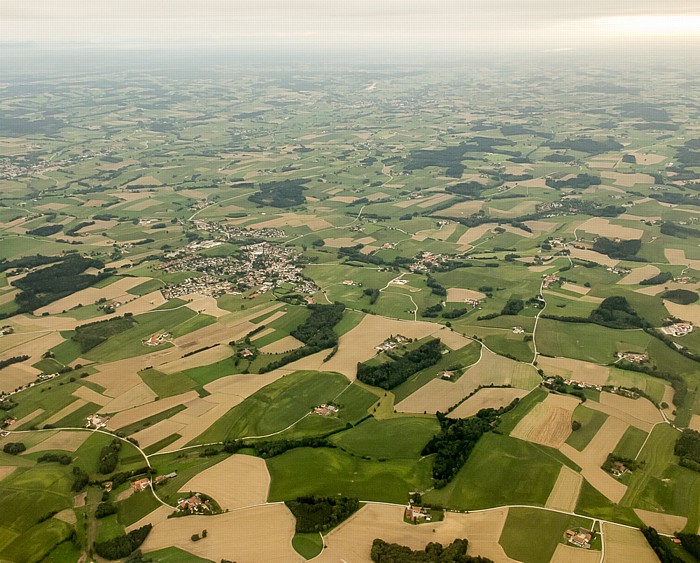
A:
[371, 538, 492, 563]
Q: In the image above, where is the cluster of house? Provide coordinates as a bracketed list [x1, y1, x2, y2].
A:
[409, 251, 449, 273]
[608, 461, 628, 478]
[566, 528, 594, 549]
[606, 266, 631, 276]
[662, 322, 694, 337]
[512, 326, 525, 335]
[177, 493, 212, 513]
[190, 219, 286, 241]
[404, 504, 433, 523]
[439, 370, 455, 380]
[0, 326, 14, 336]
[616, 352, 648, 363]
[158, 241, 317, 300]
[0, 147, 111, 180]
[36, 372, 59, 382]
[132, 478, 151, 492]
[375, 335, 410, 352]
[542, 274, 560, 289]
[314, 404, 339, 416]
[85, 414, 110, 429]
[543, 377, 603, 392]
[144, 332, 170, 347]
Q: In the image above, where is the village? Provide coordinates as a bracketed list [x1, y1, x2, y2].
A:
[158, 241, 317, 299]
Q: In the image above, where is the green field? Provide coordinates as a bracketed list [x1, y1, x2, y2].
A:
[499, 508, 576, 563]
[565, 405, 608, 451]
[330, 416, 439, 459]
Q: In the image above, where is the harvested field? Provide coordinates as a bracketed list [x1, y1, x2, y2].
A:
[665, 248, 700, 270]
[601, 171, 655, 187]
[127, 175, 162, 187]
[43, 399, 88, 425]
[131, 419, 185, 449]
[579, 218, 643, 240]
[180, 455, 270, 510]
[141, 503, 301, 562]
[0, 331, 65, 363]
[25, 431, 90, 454]
[251, 213, 333, 231]
[448, 388, 528, 419]
[510, 394, 580, 448]
[446, 288, 487, 303]
[316, 503, 515, 563]
[107, 391, 199, 429]
[0, 362, 41, 394]
[664, 300, 700, 326]
[438, 200, 484, 218]
[690, 415, 700, 432]
[537, 357, 610, 386]
[586, 394, 662, 433]
[87, 357, 153, 398]
[559, 416, 629, 503]
[54, 509, 77, 525]
[619, 265, 661, 285]
[182, 294, 230, 317]
[634, 509, 687, 535]
[602, 523, 659, 563]
[127, 505, 173, 532]
[74, 492, 86, 508]
[103, 382, 158, 412]
[568, 248, 619, 268]
[72, 385, 108, 406]
[417, 193, 453, 208]
[524, 220, 557, 232]
[455, 224, 493, 247]
[397, 349, 538, 414]
[286, 315, 463, 380]
[551, 543, 600, 563]
[35, 276, 152, 315]
[158, 345, 233, 374]
[545, 466, 583, 512]
[0, 466, 16, 481]
[561, 282, 591, 295]
[204, 369, 292, 399]
[259, 335, 303, 354]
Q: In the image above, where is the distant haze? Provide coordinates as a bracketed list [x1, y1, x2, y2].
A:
[2, 0, 700, 53]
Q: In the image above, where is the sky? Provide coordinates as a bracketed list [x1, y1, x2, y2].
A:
[1, 1, 700, 54]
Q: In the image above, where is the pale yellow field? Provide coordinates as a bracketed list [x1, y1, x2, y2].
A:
[629, 152, 666, 165]
[601, 171, 656, 187]
[448, 388, 528, 419]
[664, 300, 700, 326]
[537, 356, 610, 386]
[417, 193, 453, 208]
[141, 503, 302, 562]
[127, 175, 162, 187]
[0, 288, 18, 306]
[102, 382, 158, 412]
[455, 224, 493, 247]
[86, 356, 154, 398]
[286, 315, 466, 380]
[586, 394, 662, 433]
[0, 362, 42, 394]
[603, 523, 660, 563]
[413, 222, 458, 242]
[158, 345, 233, 374]
[180, 455, 270, 510]
[551, 543, 600, 563]
[0, 466, 17, 481]
[546, 465, 583, 512]
[259, 335, 303, 354]
[561, 282, 591, 295]
[0, 330, 65, 363]
[181, 294, 230, 317]
[619, 265, 661, 285]
[8, 408, 43, 429]
[524, 220, 558, 232]
[634, 509, 687, 535]
[446, 288, 487, 303]
[568, 248, 619, 267]
[511, 393, 580, 448]
[397, 348, 539, 414]
[316, 503, 516, 563]
[107, 391, 199, 429]
[43, 399, 88, 425]
[559, 416, 629, 503]
[690, 414, 700, 431]
[250, 213, 332, 231]
[131, 419, 185, 449]
[72, 385, 109, 406]
[25, 430, 90, 454]
[54, 509, 77, 525]
[578, 217, 644, 239]
[438, 199, 484, 218]
[665, 248, 700, 270]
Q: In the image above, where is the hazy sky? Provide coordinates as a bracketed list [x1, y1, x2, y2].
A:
[2, 1, 700, 51]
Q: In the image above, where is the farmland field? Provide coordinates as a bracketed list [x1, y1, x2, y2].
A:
[2, 45, 700, 562]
